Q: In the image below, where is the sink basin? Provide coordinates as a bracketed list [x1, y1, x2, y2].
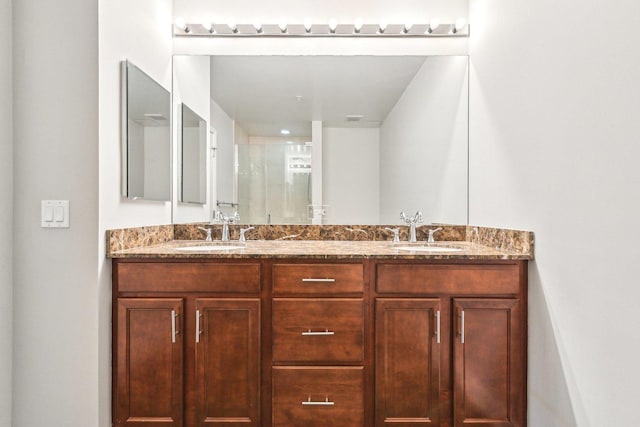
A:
[176, 244, 245, 251]
[394, 245, 463, 253]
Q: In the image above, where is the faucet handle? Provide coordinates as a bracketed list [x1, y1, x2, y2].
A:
[197, 226, 213, 242]
[384, 227, 400, 244]
[239, 226, 255, 243]
[427, 227, 443, 243]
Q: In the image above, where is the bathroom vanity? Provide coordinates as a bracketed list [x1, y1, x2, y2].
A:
[110, 232, 531, 427]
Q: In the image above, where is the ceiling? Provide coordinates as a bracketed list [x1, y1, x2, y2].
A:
[209, 56, 428, 137]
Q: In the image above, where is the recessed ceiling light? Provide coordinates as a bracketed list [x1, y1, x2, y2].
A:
[280, 129, 291, 135]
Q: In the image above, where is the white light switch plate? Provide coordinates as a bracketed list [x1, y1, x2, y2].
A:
[41, 200, 69, 228]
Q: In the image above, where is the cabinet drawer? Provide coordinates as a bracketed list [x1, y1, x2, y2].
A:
[273, 299, 364, 363]
[273, 263, 363, 295]
[376, 263, 521, 295]
[272, 367, 364, 427]
[116, 262, 261, 293]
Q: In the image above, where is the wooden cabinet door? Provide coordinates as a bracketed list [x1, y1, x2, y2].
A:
[375, 299, 441, 427]
[195, 298, 260, 426]
[115, 298, 184, 427]
[453, 299, 523, 427]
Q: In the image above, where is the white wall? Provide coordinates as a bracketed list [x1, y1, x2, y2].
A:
[98, 0, 172, 425]
[13, 0, 99, 426]
[469, 0, 640, 425]
[323, 127, 380, 224]
[211, 99, 234, 205]
[172, 55, 211, 223]
[379, 56, 468, 224]
[0, 0, 11, 424]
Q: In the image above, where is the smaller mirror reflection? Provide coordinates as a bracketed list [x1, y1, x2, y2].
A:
[180, 103, 207, 204]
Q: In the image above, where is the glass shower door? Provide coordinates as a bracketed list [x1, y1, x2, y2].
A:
[237, 142, 312, 224]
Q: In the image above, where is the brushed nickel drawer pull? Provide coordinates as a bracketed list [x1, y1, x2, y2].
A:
[461, 310, 465, 344]
[195, 310, 203, 343]
[436, 310, 441, 344]
[302, 396, 335, 406]
[301, 329, 335, 336]
[171, 310, 179, 343]
[301, 278, 336, 283]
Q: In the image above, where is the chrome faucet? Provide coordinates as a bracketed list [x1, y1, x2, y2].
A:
[427, 227, 443, 243]
[197, 226, 213, 242]
[213, 210, 240, 242]
[400, 211, 423, 243]
[384, 227, 400, 244]
[239, 226, 255, 243]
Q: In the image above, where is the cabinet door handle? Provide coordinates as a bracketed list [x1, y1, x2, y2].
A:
[460, 310, 465, 344]
[171, 310, 180, 343]
[301, 329, 335, 336]
[301, 278, 336, 283]
[195, 310, 203, 343]
[302, 396, 335, 406]
[435, 311, 441, 344]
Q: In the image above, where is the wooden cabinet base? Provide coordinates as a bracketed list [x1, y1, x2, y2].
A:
[113, 258, 527, 427]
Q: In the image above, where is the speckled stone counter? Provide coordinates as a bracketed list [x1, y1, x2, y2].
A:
[108, 238, 532, 260]
[107, 224, 534, 260]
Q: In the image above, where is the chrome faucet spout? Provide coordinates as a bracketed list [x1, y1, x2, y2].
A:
[214, 210, 240, 242]
[400, 210, 424, 243]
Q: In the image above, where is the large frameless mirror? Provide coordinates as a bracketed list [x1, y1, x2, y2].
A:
[121, 60, 171, 201]
[173, 55, 469, 225]
[179, 103, 207, 204]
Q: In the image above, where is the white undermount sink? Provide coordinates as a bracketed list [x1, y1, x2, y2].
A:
[393, 244, 463, 253]
[176, 244, 245, 251]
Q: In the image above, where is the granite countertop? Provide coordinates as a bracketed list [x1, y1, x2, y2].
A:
[108, 239, 531, 260]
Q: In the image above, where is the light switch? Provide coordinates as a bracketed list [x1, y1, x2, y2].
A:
[43, 206, 54, 222]
[41, 200, 70, 228]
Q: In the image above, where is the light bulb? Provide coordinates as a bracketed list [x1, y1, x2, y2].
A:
[303, 17, 313, 33]
[428, 18, 440, 33]
[227, 18, 237, 33]
[329, 18, 338, 33]
[454, 18, 467, 33]
[253, 19, 262, 34]
[378, 19, 388, 34]
[175, 18, 189, 33]
[354, 17, 363, 33]
[278, 18, 287, 33]
[202, 21, 214, 33]
[403, 22, 413, 34]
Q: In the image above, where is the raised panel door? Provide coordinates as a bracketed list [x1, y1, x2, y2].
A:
[115, 298, 184, 427]
[453, 298, 523, 427]
[195, 298, 260, 426]
[375, 298, 441, 427]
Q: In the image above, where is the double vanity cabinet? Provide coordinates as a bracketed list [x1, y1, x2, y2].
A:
[112, 254, 527, 427]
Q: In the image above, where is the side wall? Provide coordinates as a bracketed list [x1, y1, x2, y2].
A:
[98, 0, 173, 425]
[469, 0, 640, 425]
[13, 0, 99, 426]
[0, 0, 11, 424]
[323, 127, 380, 224]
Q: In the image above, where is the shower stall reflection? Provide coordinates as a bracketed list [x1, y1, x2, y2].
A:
[237, 139, 312, 224]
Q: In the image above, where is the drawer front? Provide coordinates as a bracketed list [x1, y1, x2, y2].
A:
[273, 263, 363, 295]
[272, 299, 364, 363]
[116, 262, 261, 293]
[376, 263, 521, 295]
[272, 367, 364, 427]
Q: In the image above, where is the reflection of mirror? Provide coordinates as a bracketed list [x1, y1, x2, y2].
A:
[121, 60, 171, 201]
[175, 55, 468, 224]
[179, 103, 207, 204]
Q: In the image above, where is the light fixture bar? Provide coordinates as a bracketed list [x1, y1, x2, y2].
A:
[173, 20, 469, 37]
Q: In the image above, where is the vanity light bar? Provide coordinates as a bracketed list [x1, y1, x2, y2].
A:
[174, 19, 468, 37]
